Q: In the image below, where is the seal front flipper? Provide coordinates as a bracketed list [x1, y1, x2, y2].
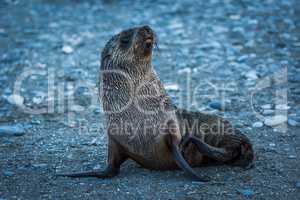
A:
[58, 137, 128, 179]
[56, 165, 119, 178]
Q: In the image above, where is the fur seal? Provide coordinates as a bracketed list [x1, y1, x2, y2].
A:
[58, 26, 254, 181]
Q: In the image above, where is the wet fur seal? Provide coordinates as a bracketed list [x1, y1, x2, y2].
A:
[58, 26, 254, 181]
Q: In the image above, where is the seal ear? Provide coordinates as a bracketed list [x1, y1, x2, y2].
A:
[101, 54, 112, 70]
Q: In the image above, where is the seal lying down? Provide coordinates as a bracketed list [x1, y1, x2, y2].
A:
[58, 26, 254, 181]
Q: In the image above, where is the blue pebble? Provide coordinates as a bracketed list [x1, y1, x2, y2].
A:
[0, 124, 25, 137]
[288, 119, 298, 126]
[296, 181, 300, 188]
[3, 171, 14, 177]
[209, 101, 224, 110]
[239, 189, 255, 198]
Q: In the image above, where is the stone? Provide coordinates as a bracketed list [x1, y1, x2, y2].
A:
[177, 68, 192, 74]
[6, 94, 24, 106]
[244, 70, 258, 80]
[296, 181, 300, 188]
[290, 73, 300, 82]
[288, 155, 296, 159]
[32, 163, 47, 168]
[252, 121, 263, 128]
[3, 170, 14, 177]
[164, 83, 180, 91]
[263, 110, 274, 115]
[288, 119, 298, 126]
[62, 45, 74, 54]
[209, 100, 225, 110]
[275, 104, 290, 110]
[0, 124, 26, 137]
[261, 104, 272, 109]
[264, 115, 287, 126]
[238, 188, 254, 198]
[70, 105, 85, 112]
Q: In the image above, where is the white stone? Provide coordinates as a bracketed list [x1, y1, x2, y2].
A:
[269, 143, 276, 147]
[165, 83, 180, 91]
[7, 94, 24, 106]
[264, 115, 287, 126]
[62, 45, 74, 54]
[70, 105, 85, 112]
[261, 104, 272, 109]
[275, 104, 290, 110]
[177, 68, 192, 74]
[245, 70, 258, 80]
[252, 121, 263, 128]
[263, 109, 274, 115]
[230, 15, 241, 20]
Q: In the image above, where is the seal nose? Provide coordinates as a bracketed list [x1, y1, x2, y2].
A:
[142, 25, 152, 34]
[140, 25, 153, 39]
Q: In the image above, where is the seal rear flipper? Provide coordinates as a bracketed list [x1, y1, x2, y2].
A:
[56, 165, 119, 178]
[166, 134, 210, 182]
[187, 136, 235, 163]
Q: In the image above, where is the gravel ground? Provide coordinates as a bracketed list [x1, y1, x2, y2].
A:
[0, 0, 300, 199]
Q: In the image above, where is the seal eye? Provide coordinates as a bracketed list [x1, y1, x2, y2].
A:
[120, 34, 132, 47]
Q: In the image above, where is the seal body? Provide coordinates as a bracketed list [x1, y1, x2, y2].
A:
[58, 26, 254, 181]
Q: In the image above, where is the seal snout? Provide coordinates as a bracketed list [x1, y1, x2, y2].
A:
[138, 26, 154, 49]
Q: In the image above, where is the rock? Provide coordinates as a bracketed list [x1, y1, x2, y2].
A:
[209, 100, 225, 110]
[62, 45, 74, 54]
[252, 121, 263, 128]
[0, 124, 26, 137]
[275, 104, 290, 110]
[6, 94, 24, 106]
[291, 73, 300, 82]
[70, 105, 85, 112]
[288, 155, 296, 159]
[164, 83, 180, 91]
[237, 55, 248, 62]
[261, 104, 272, 109]
[288, 119, 298, 126]
[93, 107, 101, 114]
[177, 68, 192, 74]
[244, 70, 258, 80]
[264, 115, 287, 126]
[263, 109, 274, 115]
[3, 170, 14, 177]
[32, 163, 47, 168]
[238, 188, 254, 198]
[230, 15, 241, 20]
[296, 181, 300, 188]
[269, 143, 276, 147]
